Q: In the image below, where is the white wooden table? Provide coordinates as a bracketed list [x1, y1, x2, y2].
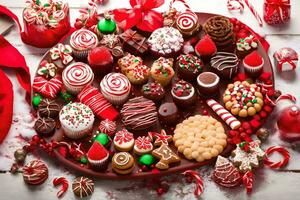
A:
[1, 0, 300, 199]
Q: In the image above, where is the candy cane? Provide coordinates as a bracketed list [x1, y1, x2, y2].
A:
[206, 99, 241, 130]
[169, 0, 191, 12]
[182, 170, 204, 197]
[264, 146, 290, 169]
[53, 177, 69, 198]
[227, 0, 263, 26]
[242, 171, 253, 193]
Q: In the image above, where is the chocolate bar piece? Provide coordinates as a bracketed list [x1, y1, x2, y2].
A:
[119, 29, 148, 56]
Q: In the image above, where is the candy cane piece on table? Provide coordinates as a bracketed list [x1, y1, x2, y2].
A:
[182, 170, 204, 197]
[227, 0, 263, 26]
[242, 171, 253, 193]
[53, 177, 69, 198]
[206, 99, 241, 130]
[264, 146, 290, 169]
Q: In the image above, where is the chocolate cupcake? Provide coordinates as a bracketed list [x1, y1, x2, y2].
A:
[236, 35, 258, 58]
[34, 117, 56, 137]
[158, 102, 178, 125]
[204, 16, 235, 52]
[210, 52, 239, 79]
[142, 82, 165, 102]
[38, 99, 60, 118]
[177, 54, 203, 81]
[148, 27, 184, 58]
[121, 96, 158, 130]
[171, 80, 197, 107]
[197, 72, 220, 96]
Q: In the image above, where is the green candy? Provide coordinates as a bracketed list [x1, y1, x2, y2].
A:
[94, 133, 110, 146]
[97, 15, 117, 34]
[80, 156, 88, 164]
[32, 94, 42, 107]
[139, 154, 155, 167]
[60, 91, 73, 103]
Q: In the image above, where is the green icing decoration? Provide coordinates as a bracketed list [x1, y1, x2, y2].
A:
[36, 0, 41, 5]
[94, 133, 110, 146]
[139, 154, 155, 167]
[32, 94, 42, 107]
[60, 91, 73, 103]
[80, 156, 88, 164]
[97, 17, 117, 34]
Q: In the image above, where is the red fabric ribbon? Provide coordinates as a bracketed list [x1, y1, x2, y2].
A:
[0, 35, 31, 143]
[113, 0, 164, 32]
[0, 5, 71, 48]
[278, 58, 297, 71]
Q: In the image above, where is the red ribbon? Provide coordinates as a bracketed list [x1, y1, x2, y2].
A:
[113, 0, 164, 32]
[264, 146, 290, 169]
[278, 58, 297, 71]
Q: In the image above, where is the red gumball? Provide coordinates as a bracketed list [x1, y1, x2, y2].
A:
[277, 106, 300, 141]
[88, 47, 114, 75]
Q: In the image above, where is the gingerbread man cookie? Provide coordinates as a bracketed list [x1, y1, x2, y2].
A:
[152, 144, 181, 170]
[223, 81, 264, 117]
[232, 140, 265, 172]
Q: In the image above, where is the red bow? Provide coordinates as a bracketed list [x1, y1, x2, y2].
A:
[265, 0, 290, 5]
[113, 0, 164, 32]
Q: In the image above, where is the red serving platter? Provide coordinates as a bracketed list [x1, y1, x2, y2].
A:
[34, 12, 275, 180]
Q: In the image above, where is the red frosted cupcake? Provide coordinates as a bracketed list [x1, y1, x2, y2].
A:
[87, 141, 109, 171]
[243, 50, 264, 77]
[88, 47, 114, 75]
[195, 35, 217, 62]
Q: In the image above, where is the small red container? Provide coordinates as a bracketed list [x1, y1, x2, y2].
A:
[263, 0, 291, 25]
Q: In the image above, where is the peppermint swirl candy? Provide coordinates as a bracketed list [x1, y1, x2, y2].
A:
[52, 10, 65, 21]
[62, 62, 94, 87]
[70, 29, 98, 50]
[176, 12, 198, 32]
[23, 8, 37, 24]
[100, 73, 131, 96]
[113, 152, 130, 166]
[98, 119, 116, 136]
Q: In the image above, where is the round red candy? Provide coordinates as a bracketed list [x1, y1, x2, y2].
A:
[88, 47, 113, 74]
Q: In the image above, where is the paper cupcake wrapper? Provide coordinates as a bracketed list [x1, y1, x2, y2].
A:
[88, 154, 109, 169]
[72, 48, 89, 60]
[243, 60, 264, 73]
[101, 91, 130, 106]
[62, 124, 93, 139]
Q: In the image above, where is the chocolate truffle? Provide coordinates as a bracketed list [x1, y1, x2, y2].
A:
[34, 117, 56, 137]
[158, 102, 178, 125]
[72, 177, 94, 198]
[121, 96, 158, 130]
[197, 72, 220, 96]
[177, 54, 203, 81]
[210, 52, 239, 79]
[38, 98, 60, 118]
[171, 80, 197, 107]
[142, 82, 165, 102]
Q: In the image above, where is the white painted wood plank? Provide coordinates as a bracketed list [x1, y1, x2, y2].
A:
[1, 0, 300, 34]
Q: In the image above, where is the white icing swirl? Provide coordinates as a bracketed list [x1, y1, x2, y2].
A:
[176, 12, 198, 31]
[62, 62, 94, 87]
[100, 73, 131, 96]
[70, 29, 98, 50]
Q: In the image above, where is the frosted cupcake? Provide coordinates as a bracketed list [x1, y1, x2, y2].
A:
[150, 57, 175, 86]
[87, 141, 109, 171]
[100, 73, 131, 105]
[243, 50, 264, 77]
[62, 62, 94, 94]
[70, 29, 98, 60]
[59, 102, 95, 139]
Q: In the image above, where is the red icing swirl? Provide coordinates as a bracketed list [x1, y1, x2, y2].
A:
[62, 62, 94, 87]
[100, 73, 131, 96]
[70, 29, 98, 50]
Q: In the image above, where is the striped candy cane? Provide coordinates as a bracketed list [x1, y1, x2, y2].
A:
[227, 0, 263, 26]
[264, 146, 290, 169]
[169, 0, 191, 12]
[182, 170, 204, 197]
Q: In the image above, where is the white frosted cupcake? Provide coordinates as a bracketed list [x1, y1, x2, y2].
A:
[62, 62, 94, 94]
[70, 29, 98, 60]
[59, 102, 95, 139]
[100, 73, 131, 105]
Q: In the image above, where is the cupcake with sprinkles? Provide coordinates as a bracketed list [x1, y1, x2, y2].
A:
[147, 27, 184, 58]
[177, 54, 204, 81]
[142, 82, 165, 102]
[150, 57, 175, 87]
[171, 80, 197, 107]
[62, 62, 94, 94]
[100, 72, 132, 105]
[59, 102, 95, 139]
[70, 29, 99, 60]
[124, 64, 150, 85]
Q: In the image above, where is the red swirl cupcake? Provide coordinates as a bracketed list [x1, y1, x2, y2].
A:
[70, 29, 99, 60]
[62, 62, 94, 94]
[100, 73, 132, 105]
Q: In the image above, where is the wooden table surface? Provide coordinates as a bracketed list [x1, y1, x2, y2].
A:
[0, 0, 300, 199]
